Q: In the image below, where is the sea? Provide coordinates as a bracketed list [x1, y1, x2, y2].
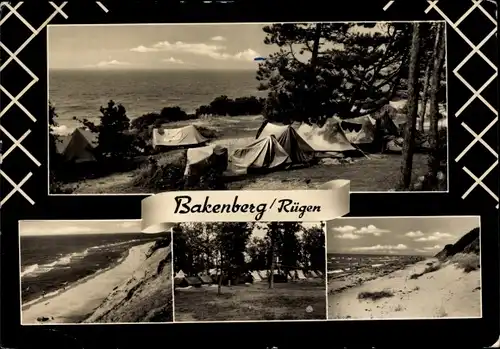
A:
[49, 69, 265, 132]
[326, 253, 426, 279]
[20, 233, 164, 304]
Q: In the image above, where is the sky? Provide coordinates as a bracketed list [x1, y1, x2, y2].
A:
[20, 220, 142, 236]
[326, 216, 480, 256]
[47, 22, 384, 70]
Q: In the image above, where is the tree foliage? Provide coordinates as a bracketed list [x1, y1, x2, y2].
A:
[76, 100, 137, 159]
[173, 222, 325, 287]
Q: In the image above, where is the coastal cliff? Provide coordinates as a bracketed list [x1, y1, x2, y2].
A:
[435, 227, 480, 260]
[84, 240, 173, 323]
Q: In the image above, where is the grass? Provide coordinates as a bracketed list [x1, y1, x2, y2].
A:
[357, 289, 394, 301]
[409, 262, 442, 280]
[173, 279, 326, 322]
[451, 253, 480, 273]
[228, 153, 430, 191]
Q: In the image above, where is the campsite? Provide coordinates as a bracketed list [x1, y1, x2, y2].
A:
[49, 21, 448, 194]
[172, 222, 327, 322]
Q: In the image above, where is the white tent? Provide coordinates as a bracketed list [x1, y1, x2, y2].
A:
[257, 270, 268, 279]
[309, 270, 319, 278]
[296, 119, 357, 152]
[316, 270, 324, 277]
[296, 270, 307, 280]
[152, 125, 208, 148]
[184, 144, 228, 176]
[57, 128, 98, 163]
[230, 136, 291, 173]
[175, 270, 186, 278]
[251, 271, 262, 282]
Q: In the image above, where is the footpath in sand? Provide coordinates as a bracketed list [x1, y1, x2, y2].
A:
[22, 242, 154, 324]
[328, 259, 481, 320]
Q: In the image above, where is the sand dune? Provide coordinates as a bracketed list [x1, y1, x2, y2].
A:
[328, 258, 481, 320]
[84, 243, 172, 323]
[22, 242, 154, 324]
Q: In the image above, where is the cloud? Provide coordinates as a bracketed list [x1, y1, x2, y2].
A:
[424, 245, 441, 250]
[355, 225, 391, 236]
[131, 41, 259, 61]
[350, 244, 408, 252]
[162, 57, 184, 64]
[334, 233, 361, 240]
[84, 60, 131, 68]
[332, 225, 357, 233]
[415, 232, 453, 242]
[405, 231, 424, 238]
[211, 35, 226, 41]
[22, 225, 101, 235]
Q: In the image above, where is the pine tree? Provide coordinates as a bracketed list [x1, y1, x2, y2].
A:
[256, 22, 412, 125]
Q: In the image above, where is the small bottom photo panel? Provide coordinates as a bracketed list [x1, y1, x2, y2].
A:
[172, 222, 327, 322]
[326, 216, 481, 320]
[19, 220, 173, 325]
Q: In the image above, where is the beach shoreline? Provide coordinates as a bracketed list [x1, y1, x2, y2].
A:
[21, 241, 154, 324]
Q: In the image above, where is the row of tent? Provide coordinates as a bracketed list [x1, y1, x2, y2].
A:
[56, 113, 446, 169]
[174, 269, 325, 288]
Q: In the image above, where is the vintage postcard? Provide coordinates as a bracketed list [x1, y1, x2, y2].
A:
[0, 2, 498, 349]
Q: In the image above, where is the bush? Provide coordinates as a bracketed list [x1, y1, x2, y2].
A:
[357, 289, 394, 301]
[451, 253, 480, 273]
[195, 95, 264, 117]
[196, 126, 220, 139]
[132, 150, 227, 192]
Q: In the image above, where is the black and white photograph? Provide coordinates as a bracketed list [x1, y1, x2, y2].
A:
[48, 21, 448, 195]
[19, 220, 173, 325]
[172, 221, 326, 322]
[326, 216, 481, 320]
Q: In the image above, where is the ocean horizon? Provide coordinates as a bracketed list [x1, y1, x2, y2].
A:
[326, 252, 429, 277]
[49, 69, 265, 131]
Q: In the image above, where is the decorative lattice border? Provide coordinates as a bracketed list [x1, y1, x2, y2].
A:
[0, 1, 497, 208]
[0, 1, 108, 206]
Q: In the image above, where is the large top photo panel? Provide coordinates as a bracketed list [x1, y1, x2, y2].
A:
[47, 21, 448, 195]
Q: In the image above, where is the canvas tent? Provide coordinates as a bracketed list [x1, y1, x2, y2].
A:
[257, 123, 315, 164]
[175, 270, 186, 278]
[229, 135, 292, 173]
[251, 271, 262, 282]
[296, 270, 306, 280]
[57, 128, 98, 163]
[309, 270, 319, 278]
[199, 275, 213, 284]
[175, 274, 203, 288]
[296, 119, 358, 153]
[257, 270, 268, 279]
[152, 125, 208, 148]
[184, 144, 228, 176]
[341, 116, 376, 145]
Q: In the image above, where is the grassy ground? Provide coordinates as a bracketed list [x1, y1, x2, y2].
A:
[174, 279, 326, 322]
[228, 153, 429, 191]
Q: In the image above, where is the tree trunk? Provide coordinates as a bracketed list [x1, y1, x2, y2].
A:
[310, 23, 322, 70]
[217, 252, 223, 296]
[419, 62, 432, 130]
[426, 24, 446, 188]
[420, 25, 442, 131]
[399, 23, 422, 190]
[269, 242, 275, 289]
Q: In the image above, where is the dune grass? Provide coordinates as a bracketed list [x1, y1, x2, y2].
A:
[451, 253, 480, 273]
[357, 289, 394, 301]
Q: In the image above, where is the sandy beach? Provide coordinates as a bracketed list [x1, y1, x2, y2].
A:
[21, 242, 154, 324]
[328, 258, 481, 320]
